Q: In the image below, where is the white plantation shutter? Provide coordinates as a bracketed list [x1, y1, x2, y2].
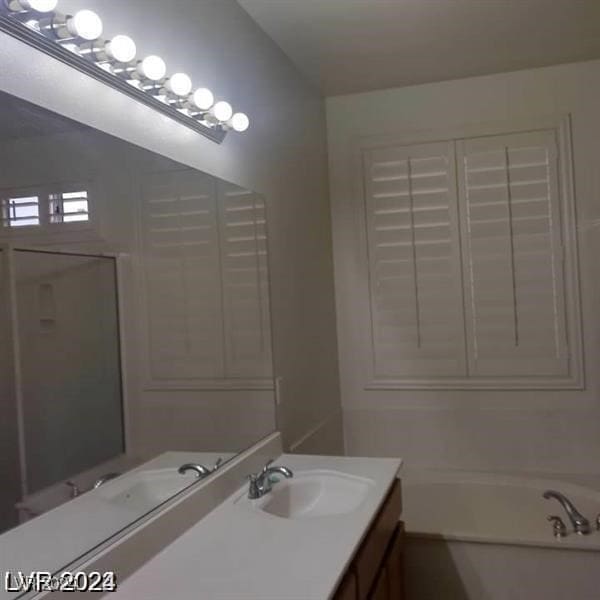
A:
[217, 181, 272, 378]
[141, 170, 224, 380]
[141, 169, 272, 386]
[364, 141, 467, 378]
[457, 130, 569, 377]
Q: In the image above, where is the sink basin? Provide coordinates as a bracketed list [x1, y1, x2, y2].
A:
[96, 469, 197, 512]
[242, 470, 374, 519]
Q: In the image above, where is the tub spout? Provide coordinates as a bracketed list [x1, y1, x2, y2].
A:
[543, 490, 591, 535]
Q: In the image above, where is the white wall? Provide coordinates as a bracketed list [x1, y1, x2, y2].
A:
[0, 0, 342, 456]
[327, 59, 600, 474]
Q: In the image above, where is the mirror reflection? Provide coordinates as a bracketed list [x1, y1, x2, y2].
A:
[0, 89, 275, 579]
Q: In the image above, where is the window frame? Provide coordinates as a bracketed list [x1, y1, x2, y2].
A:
[0, 181, 95, 241]
[49, 188, 91, 224]
[1, 192, 42, 228]
[136, 167, 275, 392]
[354, 114, 583, 390]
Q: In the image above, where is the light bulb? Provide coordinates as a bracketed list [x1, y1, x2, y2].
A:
[67, 10, 103, 41]
[105, 35, 136, 63]
[212, 101, 233, 122]
[192, 88, 214, 111]
[8, 0, 57, 12]
[166, 73, 192, 97]
[229, 112, 250, 133]
[137, 55, 166, 81]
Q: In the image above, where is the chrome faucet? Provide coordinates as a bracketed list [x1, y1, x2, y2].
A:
[543, 490, 591, 535]
[178, 457, 223, 479]
[178, 457, 223, 478]
[178, 463, 213, 478]
[93, 472, 121, 489]
[247, 459, 293, 499]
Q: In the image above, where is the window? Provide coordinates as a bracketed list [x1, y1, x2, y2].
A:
[49, 190, 89, 223]
[362, 120, 582, 389]
[364, 141, 466, 378]
[2, 196, 40, 227]
[140, 169, 273, 389]
[457, 131, 569, 379]
[0, 185, 90, 231]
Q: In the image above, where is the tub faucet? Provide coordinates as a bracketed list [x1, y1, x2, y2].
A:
[247, 459, 293, 499]
[543, 490, 591, 535]
[547, 515, 567, 538]
[65, 480, 81, 498]
[93, 472, 121, 489]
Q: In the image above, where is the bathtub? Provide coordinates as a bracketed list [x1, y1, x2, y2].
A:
[401, 470, 600, 600]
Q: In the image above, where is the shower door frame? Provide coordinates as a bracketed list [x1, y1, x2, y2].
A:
[0, 244, 131, 499]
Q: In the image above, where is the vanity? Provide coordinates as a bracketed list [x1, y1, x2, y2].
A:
[80, 437, 404, 600]
[334, 479, 404, 600]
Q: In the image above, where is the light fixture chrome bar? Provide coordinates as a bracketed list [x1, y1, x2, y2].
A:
[0, 12, 227, 143]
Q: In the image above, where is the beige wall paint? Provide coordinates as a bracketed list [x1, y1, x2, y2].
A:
[327, 59, 600, 474]
[0, 0, 342, 456]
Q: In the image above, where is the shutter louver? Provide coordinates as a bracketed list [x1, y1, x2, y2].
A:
[457, 130, 569, 377]
[364, 142, 467, 378]
[217, 181, 272, 378]
[141, 170, 224, 380]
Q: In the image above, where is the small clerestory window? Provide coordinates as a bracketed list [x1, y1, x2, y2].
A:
[49, 190, 89, 224]
[1, 186, 90, 230]
[2, 195, 40, 227]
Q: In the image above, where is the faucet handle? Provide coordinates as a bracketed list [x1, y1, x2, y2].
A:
[212, 457, 223, 471]
[548, 515, 567, 538]
[261, 459, 274, 473]
[247, 473, 262, 499]
[65, 480, 81, 498]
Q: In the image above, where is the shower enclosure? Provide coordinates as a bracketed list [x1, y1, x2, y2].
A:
[0, 246, 125, 532]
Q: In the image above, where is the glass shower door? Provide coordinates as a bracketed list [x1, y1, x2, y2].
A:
[14, 250, 124, 494]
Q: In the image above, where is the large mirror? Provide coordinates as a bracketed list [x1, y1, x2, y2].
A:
[0, 89, 275, 585]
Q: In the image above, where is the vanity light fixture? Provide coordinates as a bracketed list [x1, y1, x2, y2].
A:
[45, 9, 103, 41]
[104, 34, 136, 63]
[0, 1, 248, 142]
[80, 34, 137, 64]
[164, 72, 192, 97]
[66, 9, 102, 40]
[191, 87, 215, 111]
[229, 112, 250, 132]
[210, 101, 233, 124]
[136, 54, 167, 82]
[5, 0, 57, 13]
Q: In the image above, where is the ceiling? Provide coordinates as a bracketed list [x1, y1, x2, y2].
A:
[238, 0, 600, 96]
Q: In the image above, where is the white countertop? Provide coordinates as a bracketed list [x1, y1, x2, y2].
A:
[0, 451, 233, 599]
[110, 454, 402, 600]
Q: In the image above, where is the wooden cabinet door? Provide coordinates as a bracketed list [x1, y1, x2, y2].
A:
[334, 570, 358, 600]
[368, 565, 389, 600]
[385, 522, 405, 599]
[354, 479, 402, 599]
[332, 482, 404, 600]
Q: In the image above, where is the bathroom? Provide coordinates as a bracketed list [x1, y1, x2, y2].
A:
[0, 0, 599, 598]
